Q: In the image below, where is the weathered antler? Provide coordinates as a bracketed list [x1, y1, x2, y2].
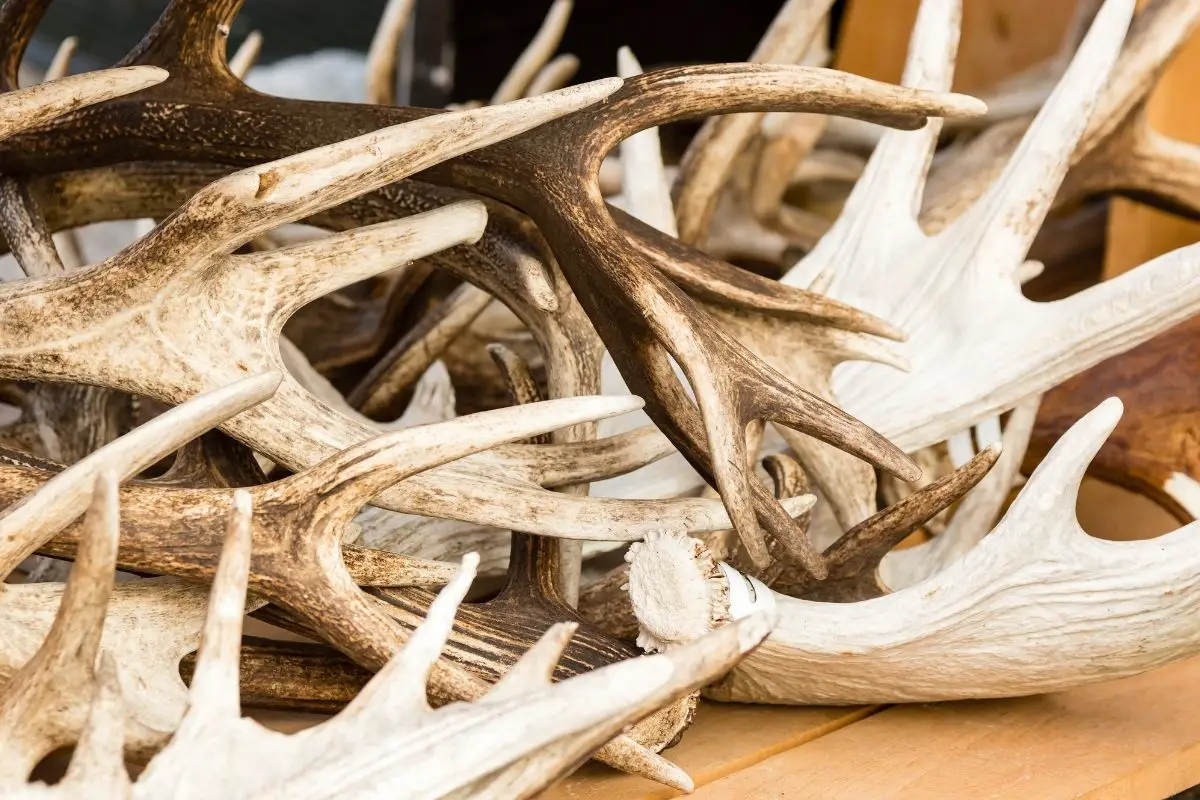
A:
[770, 0, 1200, 535]
[630, 398, 1200, 706]
[6, 510, 774, 799]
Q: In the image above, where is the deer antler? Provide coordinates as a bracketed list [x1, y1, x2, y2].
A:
[629, 398, 1200, 706]
[763, 0, 1200, 536]
[5, 502, 774, 799]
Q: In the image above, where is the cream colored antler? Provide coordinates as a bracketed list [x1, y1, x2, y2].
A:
[629, 398, 1200, 705]
[8, 517, 773, 798]
[0, 375, 278, 765]
[765, 0, 1200, 531]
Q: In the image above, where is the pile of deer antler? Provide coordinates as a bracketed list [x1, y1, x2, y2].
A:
[0, 0, 1197, 794]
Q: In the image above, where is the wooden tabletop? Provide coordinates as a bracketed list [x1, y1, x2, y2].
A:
[545, 654, 1200, 800]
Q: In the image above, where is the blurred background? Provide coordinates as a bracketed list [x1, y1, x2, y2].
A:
[21, 0, 848, 105]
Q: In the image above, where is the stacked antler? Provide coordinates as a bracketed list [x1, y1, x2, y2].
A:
[1, 0, 1199, 793]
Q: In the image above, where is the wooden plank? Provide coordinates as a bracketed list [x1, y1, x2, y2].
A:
[834, 0, 1076, 91]
[543, 702, 879, 800]
[691, 655, 1200, 800]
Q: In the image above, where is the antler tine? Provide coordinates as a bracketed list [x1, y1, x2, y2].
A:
[946, 0, 1133, 275]
[44, 36, 78, 83]
[798, 443, 1001, 601]
[787, 0, 961, 291]
[525, 53, 580, 97]
[182, 491, 253, 725]
[490, 0, 573, 105]
[0, 66, 169, 143]
[1079, 0, 1200, 157]
[672, 0, 838, 244]
[227, 30, 262, 81]
[882, 395, 1041, 590]
[456, 612, 775, 800]
[366, 0, 415, 105]
[486, 622, 577, 701]
[0, 472, 118, 779]
[235, 201, 488, 326]
[333, 553, 479, 721]
[0, 175, 64, 277]
[616, 46, 677, 237]
[349, 283, 494, 417]
[0, 373, 279, 576]
[274, 395, 646, 520]
[139, 80, 621, 271]
[60, 653, 130, 795]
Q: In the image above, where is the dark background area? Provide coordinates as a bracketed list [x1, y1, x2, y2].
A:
[25, 0, 847, 104]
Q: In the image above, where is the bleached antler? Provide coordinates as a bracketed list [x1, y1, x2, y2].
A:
[629, 398, 1200, 705]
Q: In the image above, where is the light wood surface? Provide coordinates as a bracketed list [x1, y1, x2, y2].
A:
[542, 703, 879, 800]
[834, 0, 1077, 90]
[692, 654, 1200, 800]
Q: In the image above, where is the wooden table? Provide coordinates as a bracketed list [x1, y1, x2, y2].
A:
[546, 481, 1199, 799]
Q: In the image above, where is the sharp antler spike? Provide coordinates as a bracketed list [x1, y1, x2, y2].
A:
[944, 0, 1134, 270]
[488, 622, 578, 701]
[344, 553, 480, 718]
[183, 490, 253, 723]
[525, 53, 580, 97]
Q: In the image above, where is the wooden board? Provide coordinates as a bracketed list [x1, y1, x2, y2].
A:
[834, 0, 1077, 91]
[541, 703, 879, 800]
[690, 654, 1200, 800]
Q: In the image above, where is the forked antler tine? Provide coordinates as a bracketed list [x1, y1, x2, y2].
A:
[490, 0, 573, 105]
[182, 491, 253, 725]
[60, 653, 129, 794]
[672, 0, 838, 244]
[483, 613, 775, 799]
[0, 372, 280, 575]
[525, 53, 581, 97]
[616, 46, 677, 237]
[0, 67, 169, 141]
[227, 30, 263, 81]
[944, 0, 1133, 273]
[235, 201, 487, 324]
[486, 622, 577, 701]
[278, 395, 646, 517]
[881, 395, 1041, 591]
[0, 473, 117, 778]
[349, 284, 493, 417]
[366, 0, 415, 105]
[331, 553, 479, 721]
[141, 77, 621, 267]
